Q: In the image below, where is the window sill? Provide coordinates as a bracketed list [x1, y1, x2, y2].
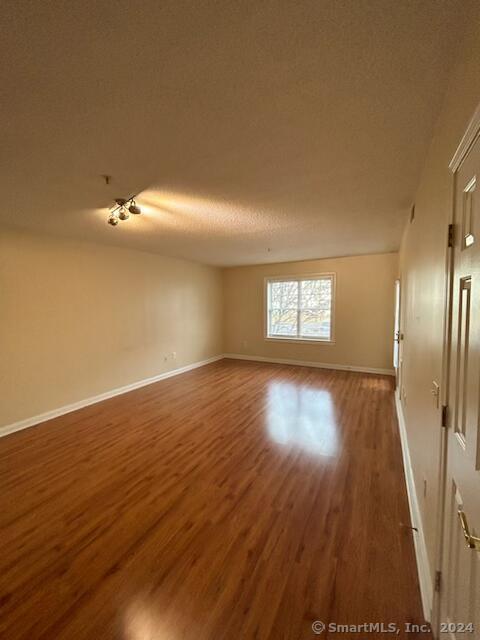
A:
[265, 336, 335, 345]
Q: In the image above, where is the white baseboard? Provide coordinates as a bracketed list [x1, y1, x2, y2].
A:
[224, 353, 395, 376]
[0, 355, 224, 439]
[395, 392, 433, 622]
[1, 353, 394, 439]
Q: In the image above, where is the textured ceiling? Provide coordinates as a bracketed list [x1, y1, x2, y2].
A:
[1, 0, 466, 266]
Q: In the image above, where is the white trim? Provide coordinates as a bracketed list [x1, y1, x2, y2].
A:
[0, 354, 395, 439]
[395, 392, 433, 622]
[264, 337, 336, 345]
[449, 102, 480, 172]
[0, 355, 224, 439]
[224, 353, 394, 376]
[264, 272, 336, 344]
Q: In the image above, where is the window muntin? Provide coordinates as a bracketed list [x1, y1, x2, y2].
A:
[266, 275, 334, 342]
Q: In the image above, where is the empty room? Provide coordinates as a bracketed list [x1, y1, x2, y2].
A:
[1, 1, 480, 639]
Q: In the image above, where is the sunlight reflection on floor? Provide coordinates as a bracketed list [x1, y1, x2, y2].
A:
[266, 381, 339, 457]
[124, 598, 178, 640]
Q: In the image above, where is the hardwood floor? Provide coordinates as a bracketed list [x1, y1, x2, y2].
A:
[0, 359, 427, 639]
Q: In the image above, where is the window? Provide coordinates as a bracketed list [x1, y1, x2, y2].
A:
[265, 274, 335, 342]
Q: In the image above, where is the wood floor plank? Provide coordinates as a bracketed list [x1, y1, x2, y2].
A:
[0, 359, 428, 639]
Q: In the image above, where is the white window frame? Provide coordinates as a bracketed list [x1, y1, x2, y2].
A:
[264, 273, 336, 344]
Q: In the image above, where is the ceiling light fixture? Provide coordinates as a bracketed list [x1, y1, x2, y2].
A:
[118, 207, 129, 221]
[107, 196, 142, 226]
[128, 203, 141, 215]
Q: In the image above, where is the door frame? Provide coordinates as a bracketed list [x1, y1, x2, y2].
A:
[431, 103, 480, 635]
[393, 278, 402, 389]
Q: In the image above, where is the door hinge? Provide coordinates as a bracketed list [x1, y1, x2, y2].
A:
[441, 405, 448, 428]
[448, 224, 454, 247]
[434, 570, 442, 593]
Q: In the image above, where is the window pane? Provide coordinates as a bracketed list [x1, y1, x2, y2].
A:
[267, 277, 332, 340]
[269, 309, 297, 336]
[300, 309, 331, 339]
[270, 280, 298, 309]
[268, 281, 299, 336]
[300, 278, 331, 310]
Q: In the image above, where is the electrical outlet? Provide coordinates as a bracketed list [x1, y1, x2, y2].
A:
[172, 352, 177, 360]
[242, 340, 247, 349]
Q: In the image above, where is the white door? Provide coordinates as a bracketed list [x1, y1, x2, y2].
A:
[440, 133, 480, 638]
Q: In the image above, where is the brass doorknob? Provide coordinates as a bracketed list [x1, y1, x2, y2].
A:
[458, 510, 480, 551]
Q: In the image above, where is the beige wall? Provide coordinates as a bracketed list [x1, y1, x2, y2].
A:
[0, 229, 223, 428]
[398, 6, 480, 586]
[1, 233, 398, 431]
[223, 252, 398, 371]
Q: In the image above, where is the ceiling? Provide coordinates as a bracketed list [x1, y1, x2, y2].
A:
[1, 0, 465, 266]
